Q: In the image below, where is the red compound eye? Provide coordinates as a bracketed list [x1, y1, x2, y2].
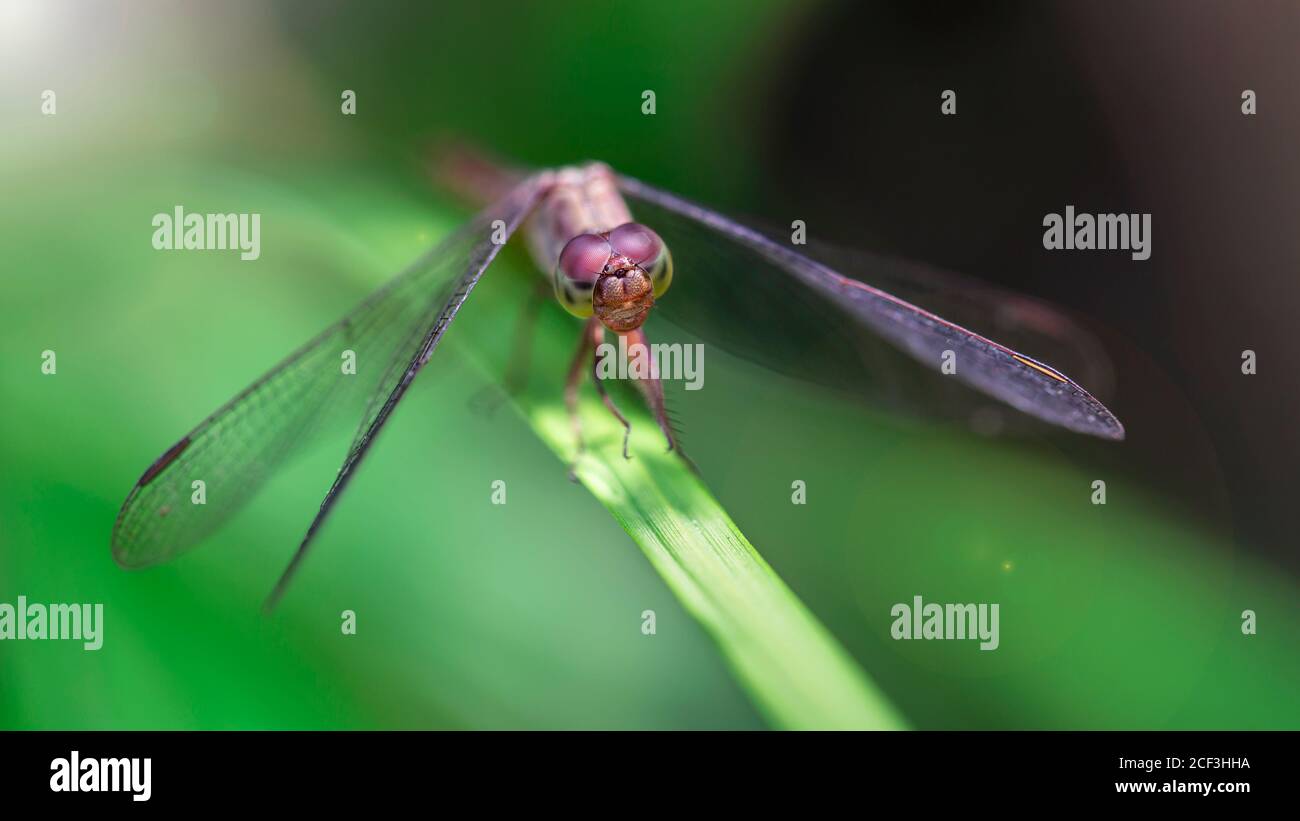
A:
[608, 223, 663, 265]
[557, 233, 612, 283]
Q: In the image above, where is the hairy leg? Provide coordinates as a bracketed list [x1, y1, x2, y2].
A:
[565, 317, 600, 456]
[592, 329, 633, 460]
[623, 328, 677, 453]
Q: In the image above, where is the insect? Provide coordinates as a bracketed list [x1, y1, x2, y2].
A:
[111, 150, 1124, 610]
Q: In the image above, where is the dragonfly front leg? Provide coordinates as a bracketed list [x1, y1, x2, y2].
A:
[564, 317, 599, 458]
[592, 330, 633, 460]
[567, 318, 635, 463]
[624, 328, 677, 453]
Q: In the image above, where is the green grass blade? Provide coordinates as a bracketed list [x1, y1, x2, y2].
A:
[515, 399, 906, 729]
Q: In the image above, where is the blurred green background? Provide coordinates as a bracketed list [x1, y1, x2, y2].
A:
[0, 0, 1296, 729]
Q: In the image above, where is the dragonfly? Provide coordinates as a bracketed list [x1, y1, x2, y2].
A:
[111, 148, 1125, 610]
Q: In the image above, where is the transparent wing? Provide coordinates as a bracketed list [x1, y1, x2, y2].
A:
[617, 175, 1124, 440]
[111, 178, 545, 596]
[690, 223, 1119, 426]
[772, 237, 1117, 403]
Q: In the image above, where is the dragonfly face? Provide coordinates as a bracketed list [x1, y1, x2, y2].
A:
[554, 222, 673, 333]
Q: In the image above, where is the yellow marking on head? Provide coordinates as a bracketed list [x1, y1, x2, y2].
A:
[1013, 354, 1067, 383]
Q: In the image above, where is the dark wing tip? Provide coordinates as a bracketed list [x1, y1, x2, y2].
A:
[110, 435, 194, 570]
[1001, 353, 1123, 441]
[136, 436, 192, 487]
[1095, 405, 1126, 441]
[1078, 400, 1126, 441]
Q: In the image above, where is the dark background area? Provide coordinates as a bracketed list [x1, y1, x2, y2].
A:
[757, 0, 1299, 574]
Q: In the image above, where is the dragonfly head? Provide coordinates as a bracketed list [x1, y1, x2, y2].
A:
[555, 223, 673, 334]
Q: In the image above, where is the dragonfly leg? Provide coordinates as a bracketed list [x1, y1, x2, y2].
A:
[623, 328, 677, 453]
[565, 317, 600, 459]
[592, 333, 633, 460]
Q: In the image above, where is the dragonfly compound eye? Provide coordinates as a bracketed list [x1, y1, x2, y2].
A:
[554, 233, 612, 318]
